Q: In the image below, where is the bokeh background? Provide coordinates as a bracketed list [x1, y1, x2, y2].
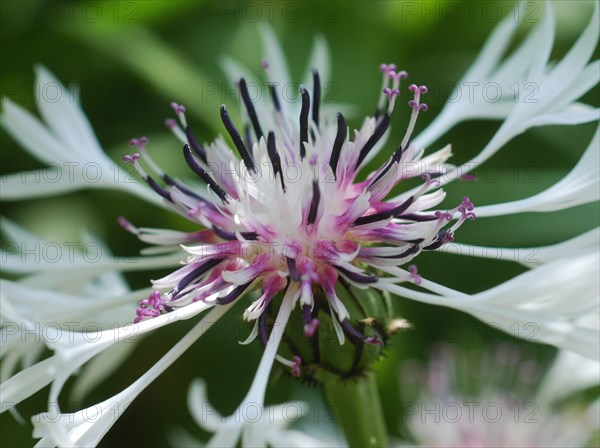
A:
[1, 1, 598, 446]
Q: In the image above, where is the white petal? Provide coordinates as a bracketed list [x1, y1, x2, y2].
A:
[375, 253, 599, 359]
[34, 65, 104, 158]
[421, 4, 599, 186]
[526, 2, 555, 81]
[1, 98, 71, 163]
[538, 1, 599, 104]
[537, 350, 600, 403]
[69, 340, 138, 402]
[0, 280, 141, 326]
[1, 217, 46, 246]
[202, 285, 300, 447]
[0, 356, 57, 406]
[524, 104, 599, 128]
[444, 228, 599, 267]
[414, 3, 525, 148]
[187, 379, 226, 432]
[258, 24, 292, 106]
[466, 253, 600, 359]
[32, 305, 230, 447]
[475, 125, 599, 216]
[0, 169, 92, 200]
[302, 34, 331, 87]
[220, 56, 261, 99]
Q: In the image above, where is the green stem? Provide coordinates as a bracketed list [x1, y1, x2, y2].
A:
[323, 371, 388, 448]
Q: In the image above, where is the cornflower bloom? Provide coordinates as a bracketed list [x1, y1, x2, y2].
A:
[1, 4, 598, 446]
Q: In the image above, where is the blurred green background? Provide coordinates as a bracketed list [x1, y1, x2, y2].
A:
[1, 0, 598, 446]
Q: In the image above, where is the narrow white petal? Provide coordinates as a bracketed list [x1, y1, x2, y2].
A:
[460, 2, 523, 81]
[203, 285, 300, 447]
[34, 65, 104, 157]
[187, 379, 226, 432]
[444, 228, 599, 267]
[33, 305, 231, 447]
[544, 61, 600, 114]
[467, 253, 599, 359]
[0, 356, 56, 407]
[1, 99, 71, 163]
[538, 2, 599, 104]
[258, 24, 292, 111]
[526, 2, 555, 81]
[375, 253, 599, 359]
[0, 280, 142, 325]
[303, 34, 331, 87]
[414, 3, 526, 148]
[1, 217, 47, 247]
[475, 125, 599, 216]
[69, 340, 138, 402]
[0, 169, 83, 200]
[220, 56, 261, 96]
[524, 104, 599, 128]
[537, 350, 600, 403]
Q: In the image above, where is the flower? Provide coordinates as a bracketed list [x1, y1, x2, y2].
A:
[121, 66, 469, 345]
[0, 67, 161, 206]
[178, 345, 599, 448]
[398, 345, 600, 448]
[175, 378, 346, 448]
[1, 3, 599, 446]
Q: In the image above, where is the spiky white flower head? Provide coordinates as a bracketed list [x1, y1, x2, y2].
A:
[119, 60, 472, 355]
[0, 2, 598, 447]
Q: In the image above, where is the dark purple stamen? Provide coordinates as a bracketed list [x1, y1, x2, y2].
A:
[269, 85, 281, 111]
[258, 310, 269, 347]
[369, 144, 404, 187]
[424, 231, 454, 250]
[377, 244, 420, 259]
[163, 174, 211, 203]
[212, 225, 258, 241]
[216, 282, 252, 305]
[267, 132, 285, 191]
[146, 176, 172, 201]
[341, 319, 384, 346]
[302, 304, 312, 323]
[353, 196, 414, 226]
[329, 113, 347, 179]
[307, 180, 320, 225]
[397, 213, 439, 222]
[172, 258, 225, 298]
[312, 69, 321, 128]
[185, 126, 207, 163]
[220, 105, 255, 172]
[299, 87, 310, 159]
[239, 78, 264, 141]
[334, 265, 378, 284]
[183, 144, 230, 203]
[286, 257, 301, 282]
[354, 112, 391, 170]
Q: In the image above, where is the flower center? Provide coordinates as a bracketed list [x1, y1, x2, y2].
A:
[120, 62, 475, 377]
